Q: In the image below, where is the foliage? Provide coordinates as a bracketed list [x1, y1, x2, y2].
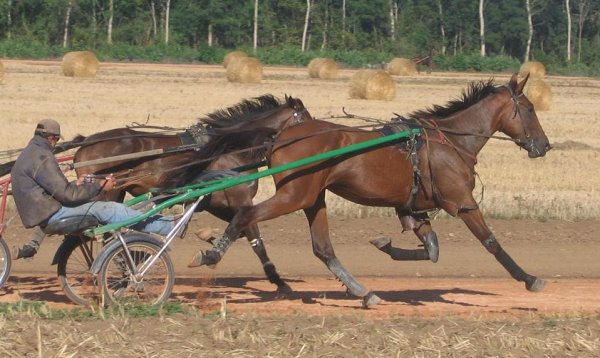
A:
[0, 0, 597, 76]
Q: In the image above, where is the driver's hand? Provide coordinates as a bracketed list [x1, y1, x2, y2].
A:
[99, 174, 116, 191]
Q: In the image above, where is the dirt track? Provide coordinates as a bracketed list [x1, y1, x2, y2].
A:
[2, 213, 599, 317]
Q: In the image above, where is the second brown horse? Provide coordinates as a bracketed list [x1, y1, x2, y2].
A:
[192, 74, 551, 307]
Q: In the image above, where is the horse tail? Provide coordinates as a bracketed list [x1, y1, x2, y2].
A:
[0, 160, 15, 177]
[0, 135, 88, 177]
[53, 134, 86, 154]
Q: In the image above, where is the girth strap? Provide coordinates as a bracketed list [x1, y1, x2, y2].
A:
[378, 124, 422, 214]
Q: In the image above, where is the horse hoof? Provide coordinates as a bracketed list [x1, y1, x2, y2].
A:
[187, 250, 220, 268]
[424, 232, 439, 263]
[361, 292, 382, 308]
[526, 277, 545, 292]
[369, 237, 391, 251]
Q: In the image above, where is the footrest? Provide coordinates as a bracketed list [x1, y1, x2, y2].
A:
[43, 215, 100, 235]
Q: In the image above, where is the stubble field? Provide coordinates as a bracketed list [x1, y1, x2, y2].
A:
[0, 59, 599, 356]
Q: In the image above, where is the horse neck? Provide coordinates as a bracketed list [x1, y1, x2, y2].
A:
[433, 94, 511, 157]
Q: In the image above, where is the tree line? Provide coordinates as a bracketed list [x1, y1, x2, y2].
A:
[0, 0, 598, 72]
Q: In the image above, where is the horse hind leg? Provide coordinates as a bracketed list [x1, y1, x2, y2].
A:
[306, 194, 381, 308]
[369, 213, 439, 263]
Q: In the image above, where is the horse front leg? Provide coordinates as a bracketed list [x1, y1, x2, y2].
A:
[306, 193, 381, 308]
[205, 190, 291, 293]
[459, 208, 545, 292]
[188, 190, 301, 268]
[243, 223, 291, 293]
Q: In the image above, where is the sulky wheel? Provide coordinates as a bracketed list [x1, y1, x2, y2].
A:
[56, 235, 104, 306]
[0, 236, 12, 289]
[98, 232, 174, 307]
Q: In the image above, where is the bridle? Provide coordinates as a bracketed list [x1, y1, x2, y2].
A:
[504, 84, 537, 153]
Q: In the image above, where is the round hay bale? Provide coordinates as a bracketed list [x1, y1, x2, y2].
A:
[223, 50, 248, 68]
[0, 60, 4, 80]
[61, 51, 99, 77]
[308, 58, 327, 78]
[308, 58, 338, 79]
[519, 61, 546, 79]
[524, 78, 552, 111]
[226, 57, 263, 83]
[388, 57, 417, 76]
[349, 70, 396, 101]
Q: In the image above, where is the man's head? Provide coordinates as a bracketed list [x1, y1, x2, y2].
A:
[35, 119, 62, 146]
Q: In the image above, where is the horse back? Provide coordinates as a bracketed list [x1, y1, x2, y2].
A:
[271, 120, 416, 207]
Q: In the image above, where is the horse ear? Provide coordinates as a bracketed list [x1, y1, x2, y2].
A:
[508, 73, 519, 92]
[516, 73, 530, 94]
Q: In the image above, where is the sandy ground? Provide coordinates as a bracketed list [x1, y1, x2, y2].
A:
[2, 213, 599, 318]
[0, 59, 598, 319]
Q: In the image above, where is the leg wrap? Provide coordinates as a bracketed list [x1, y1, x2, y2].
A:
[213, 235, 232, 256]
[326, 257, 369, 297]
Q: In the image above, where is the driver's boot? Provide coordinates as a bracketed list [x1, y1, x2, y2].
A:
[12, 244, 37, 260]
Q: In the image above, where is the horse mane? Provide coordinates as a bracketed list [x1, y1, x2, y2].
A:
[408, 79, 499, 120]
[195, 128, 274, 166]
[199, 94, 283, 128]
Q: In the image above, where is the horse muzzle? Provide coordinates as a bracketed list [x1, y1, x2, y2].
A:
[522, 138, 552, 158]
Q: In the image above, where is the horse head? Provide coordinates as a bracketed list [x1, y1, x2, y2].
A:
[499, 74, 552, 158]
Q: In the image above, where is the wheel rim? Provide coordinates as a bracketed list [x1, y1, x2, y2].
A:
[103, 244, 171, 305]
[61, 239, 102, 305]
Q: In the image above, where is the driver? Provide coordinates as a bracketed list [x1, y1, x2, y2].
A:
[11, 119, 177, 259]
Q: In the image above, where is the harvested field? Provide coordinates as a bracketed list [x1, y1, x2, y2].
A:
[0, 60, 599, 355]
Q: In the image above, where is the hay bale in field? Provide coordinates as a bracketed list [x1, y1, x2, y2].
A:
[387, 57, 417, 76]
[349, 69, 396, 101]
[223, 50, 248, 68]
[61, 51, 99, 77]
[519, 61, 546, 79]
[308, 58, 338, 79]
[226, 57, 263, 83]
[524, 78, 552, 111]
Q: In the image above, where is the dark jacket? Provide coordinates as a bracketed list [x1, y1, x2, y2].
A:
[11, 135, 102, 228]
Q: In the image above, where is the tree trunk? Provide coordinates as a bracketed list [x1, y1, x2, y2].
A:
[150, 1, 157, 40]
[208, 24, 213, 47]
[479, 0, 485, 56]
[389, 0, 395, 41]
[253, 0, 259, 52]
[341, 0, 346, 48]
[525, 0, 533, 61]
[321, 0, 328, 50]
[164, 0, 171, 45]
[62, 1, 72, 48]
[565, 0, 571, 63]
[7, 0, 11, 39]
[437, 0, 446, 55]
[576, 0, 589, 63]
[107, 0, 113, 45]
[301, 0, 311, 52]
[91, 0, 97, 38]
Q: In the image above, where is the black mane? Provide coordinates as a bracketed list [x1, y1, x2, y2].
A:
[200, 94, 283, 128]
[408, 79, 500, 120]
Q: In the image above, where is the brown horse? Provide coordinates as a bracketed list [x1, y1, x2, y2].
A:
[73, 94, 312, 292]
[191, 74, 551, 307]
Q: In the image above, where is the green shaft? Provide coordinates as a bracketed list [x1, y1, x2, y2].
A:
[88, 128, 421, 236]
